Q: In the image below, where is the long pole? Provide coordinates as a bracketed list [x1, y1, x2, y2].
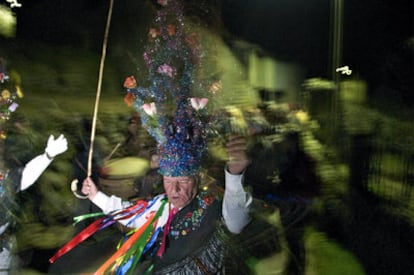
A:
[87, 0, 114, 177]
[72, 0, 114, 199]
[330, 0, 344, 144]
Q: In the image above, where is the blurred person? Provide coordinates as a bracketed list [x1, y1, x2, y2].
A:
[1, 134, 67, 274]
[122, 115, 161, 199]
[136, 153, 163, 199]
[0, 58, 68, 274]
[244, 102, 320, 275]
[122, 111, 157, 160]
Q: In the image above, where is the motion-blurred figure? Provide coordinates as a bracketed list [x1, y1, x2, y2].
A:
[245, 102, 320, 275]
[0, 58, 68, 274]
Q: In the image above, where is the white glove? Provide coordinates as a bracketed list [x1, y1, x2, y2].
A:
[45, 134, 68, 159]
[21, 134, 68, 191]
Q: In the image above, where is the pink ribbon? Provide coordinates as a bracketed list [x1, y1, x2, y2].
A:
[156, 206, 178, 257]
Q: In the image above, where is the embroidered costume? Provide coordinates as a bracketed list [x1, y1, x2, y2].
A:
[50, 169, 250, 274]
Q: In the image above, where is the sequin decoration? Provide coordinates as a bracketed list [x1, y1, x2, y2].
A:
[123, 0, 216, 176]
[169, 194, 215, 239]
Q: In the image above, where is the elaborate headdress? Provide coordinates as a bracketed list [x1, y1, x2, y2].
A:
[124, 0, 214, 176]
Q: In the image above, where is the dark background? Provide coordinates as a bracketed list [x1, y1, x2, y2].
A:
[14, 0, 413, 89]
[2, 1, 413, 274]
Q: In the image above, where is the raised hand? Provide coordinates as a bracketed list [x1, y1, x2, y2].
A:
[225, 135, 251, 175]
[81, 177, 99, 200]
[45, 134, 68, 159]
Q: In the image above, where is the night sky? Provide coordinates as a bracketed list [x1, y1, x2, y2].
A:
[10, 0, 414, 98]
[221, 0, 413, 80]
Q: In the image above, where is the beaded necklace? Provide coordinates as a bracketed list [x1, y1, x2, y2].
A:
[169, 192, 215, 239]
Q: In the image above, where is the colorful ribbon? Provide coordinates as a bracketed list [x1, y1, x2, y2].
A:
[49, 200, 149, 264]
[95, 198, 167, 274]
[156, 206, 177, 257]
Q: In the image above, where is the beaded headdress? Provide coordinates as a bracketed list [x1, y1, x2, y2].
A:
[124, 0, 215, 176]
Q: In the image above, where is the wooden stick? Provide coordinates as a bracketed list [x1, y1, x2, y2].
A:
[87, 0, 114, 177]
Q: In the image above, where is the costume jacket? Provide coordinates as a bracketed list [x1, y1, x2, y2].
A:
[89, 169, 252, 274]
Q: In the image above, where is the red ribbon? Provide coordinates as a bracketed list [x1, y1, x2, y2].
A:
[156, 206, 177, 257]
[49, 200, 149, 264]
[94, 211, 157, 274]
[49, 217, 106, 263]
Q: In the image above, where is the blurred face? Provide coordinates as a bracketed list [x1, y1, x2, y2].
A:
[150, 154, 160, 169]
[163, 176, 197, 209]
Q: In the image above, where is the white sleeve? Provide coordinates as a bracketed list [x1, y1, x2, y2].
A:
[91, 191, 125, 214]
[20, 153, 53, 191]
[222, 168, 252, 234]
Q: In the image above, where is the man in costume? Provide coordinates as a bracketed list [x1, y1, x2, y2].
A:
[49, 0, 252, 273]
[0, 59, 68, 274]
[79, 134, 251, 274]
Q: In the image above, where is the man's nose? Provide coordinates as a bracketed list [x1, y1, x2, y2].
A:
[173, 182, 181, 192]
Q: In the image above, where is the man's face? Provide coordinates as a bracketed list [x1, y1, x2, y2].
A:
[163, 176, 197, 209]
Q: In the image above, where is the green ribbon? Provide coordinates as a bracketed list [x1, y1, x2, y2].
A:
[118, 198, 168, 274]
[72, 212, 105, 225]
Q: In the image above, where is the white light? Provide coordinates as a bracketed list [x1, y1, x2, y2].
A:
[6, 0, 22, 8]
[336, 66, 352, 75]
[0, 5, 16, 37]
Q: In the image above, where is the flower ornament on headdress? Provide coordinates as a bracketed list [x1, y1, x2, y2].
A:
[124, 0, 214, 176]
[142, 102, 157, 116]
[190, 97, 208, 111]
[157, 63, 175, 78]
